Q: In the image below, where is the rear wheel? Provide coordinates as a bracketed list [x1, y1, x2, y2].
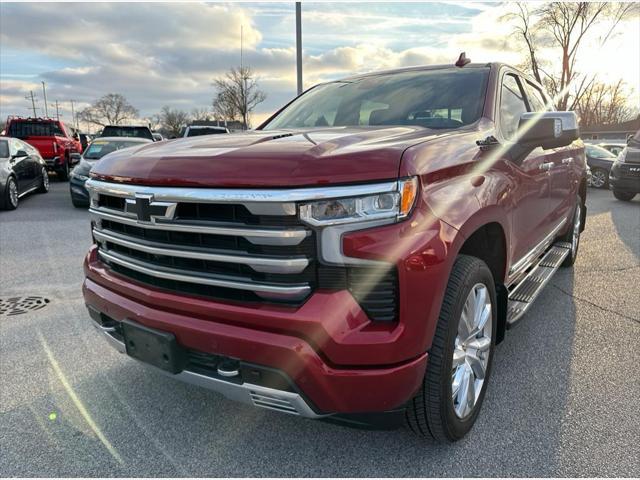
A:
[560, 198, 582, 268]
[57, 158, 70, 181]
[406, 255, 496, 442]
[613, 190, 636, 202]
[590, 168, 608, 189]
[1, 176, 19, 210]
[36, 167, 50, 193]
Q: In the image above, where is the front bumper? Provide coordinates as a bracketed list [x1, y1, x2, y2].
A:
[69, 176, 90, 204]
[609, 162, 640, 193]
[84, 275, 428, 415]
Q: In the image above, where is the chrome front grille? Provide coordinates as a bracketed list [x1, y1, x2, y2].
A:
[88, 182, 317, 304]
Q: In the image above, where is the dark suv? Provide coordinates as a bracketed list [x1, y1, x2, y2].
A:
[609, 130, 640, 201]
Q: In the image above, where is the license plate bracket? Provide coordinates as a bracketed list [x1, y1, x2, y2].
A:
[122, 320, 186, 374]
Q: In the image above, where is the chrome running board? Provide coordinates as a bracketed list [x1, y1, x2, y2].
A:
[506, 242, 571, 328]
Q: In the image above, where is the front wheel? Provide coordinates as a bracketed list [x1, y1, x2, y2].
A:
[613, 190, 636, 202]
[589, 168, 608, 189]
[1, 176, 19, 210]
[406, 255, 496, 442]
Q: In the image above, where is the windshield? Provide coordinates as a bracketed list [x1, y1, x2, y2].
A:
[83, 139, 146, 160]
[187, 127, 228, 136]
[100, 126, 154, 140]
[263, 68, 489, 130]
[586, 144, 616, 159]
[8, 120, 64, 138]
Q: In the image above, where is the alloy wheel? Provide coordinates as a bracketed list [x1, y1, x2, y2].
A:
[591, 169, 606, 188]
[42, 168, 49, 191]
[451, 283, 492, 419]
[8, 179, 18, 208]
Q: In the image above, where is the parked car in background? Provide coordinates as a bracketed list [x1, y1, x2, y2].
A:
[585, 144, 617, 188]
[0, 136, 49, 210]
[83, 60, 586, 443]
[183, 125, 229, 137]
[69, 137, 152, 207]
[598, 142, 626, 157]
[99, 125, 154, 141]
[79, 133, 93, 150]
[4, 117, 82, 181]
[609, 130, 640, 201]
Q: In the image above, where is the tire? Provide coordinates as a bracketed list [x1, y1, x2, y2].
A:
[589, 168, 608, 189]
[613, 190, 636, 202]
[57, 159, 70, 181]
[36, 167, 50, 193]
[560, 196, 582, 268]
[1, 176, 19, 210]
[406, 255, 497, 443]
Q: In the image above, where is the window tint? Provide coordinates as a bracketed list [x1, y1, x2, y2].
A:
[525, 81, 548, 112]
[264, 68, 490, 130]
[499, 74, 528, 140]
[0, 140, 9, 158]
[8, 121, 62, 138]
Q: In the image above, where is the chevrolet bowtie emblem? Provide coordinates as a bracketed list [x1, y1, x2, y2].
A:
[125, 194, 177, 223]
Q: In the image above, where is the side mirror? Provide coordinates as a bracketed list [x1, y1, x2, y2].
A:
[517, 111, 579, 149]
[12, 149, 28, 159]
[70, 152, 82, 165]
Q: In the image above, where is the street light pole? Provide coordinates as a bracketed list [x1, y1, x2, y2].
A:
[41, 81, 49, 118]
[296, 2, 303, 96]
[25, 91, 37, 117]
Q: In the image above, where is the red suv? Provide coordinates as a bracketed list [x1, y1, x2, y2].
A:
[82, 61, 586, 442]
[5, 117, 82, 180]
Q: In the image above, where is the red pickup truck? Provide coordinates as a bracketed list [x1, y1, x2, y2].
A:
[5, 117, 82, 180]
[82, 61, 586, 442]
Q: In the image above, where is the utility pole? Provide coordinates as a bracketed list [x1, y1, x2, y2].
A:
[41, 81, 49, 118]
[25, 91, 37, 117]
[70, 100, 78, 131]
[296, 2, 303, 96]
[53, 100, 60, 120]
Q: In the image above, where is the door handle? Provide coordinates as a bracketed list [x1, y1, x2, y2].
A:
[562, 157, 574, 165]
[539, 162, 554, 171]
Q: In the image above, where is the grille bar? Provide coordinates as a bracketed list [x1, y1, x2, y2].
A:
[98, 249, 311, 301]
[93, 227, 309, 274]
[90, 207, 309, 246]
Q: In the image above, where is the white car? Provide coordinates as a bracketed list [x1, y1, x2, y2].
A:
[183, 125, 229, 137]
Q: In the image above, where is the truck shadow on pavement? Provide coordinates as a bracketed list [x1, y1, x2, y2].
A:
[29, 277, 577, 477]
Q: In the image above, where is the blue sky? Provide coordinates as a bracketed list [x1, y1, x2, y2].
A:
[1, 2, 637, 129]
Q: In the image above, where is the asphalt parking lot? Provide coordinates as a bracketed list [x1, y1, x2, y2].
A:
[1, 180, 639, 477]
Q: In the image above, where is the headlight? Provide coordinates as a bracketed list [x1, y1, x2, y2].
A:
[71, 159, 92, 180]
[616, 148, 628, 163]
[299, 177, 418, 226]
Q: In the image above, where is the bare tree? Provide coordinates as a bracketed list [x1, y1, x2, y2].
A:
[575, 80, 638, 127]
[78, 93, 139, 127]
[504, 2, 637, 110]
[158, 106, 190, 138]
[191, 108, 213, 122]
[212, 66, 266, 129]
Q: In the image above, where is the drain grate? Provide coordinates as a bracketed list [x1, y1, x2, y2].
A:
[0, 296, 50, 316]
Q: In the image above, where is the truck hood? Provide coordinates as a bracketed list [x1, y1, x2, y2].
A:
[91, 127, 453, 187]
